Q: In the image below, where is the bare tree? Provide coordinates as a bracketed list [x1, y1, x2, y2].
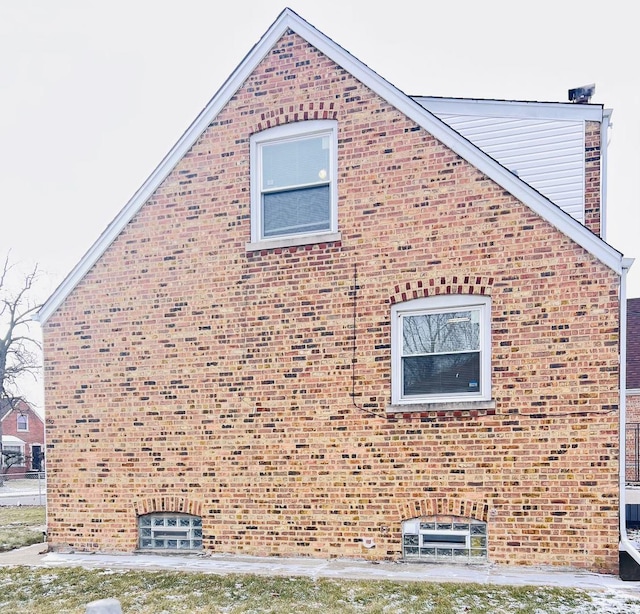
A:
[1, 448, 25, 475]
[0, 254, 42, 484]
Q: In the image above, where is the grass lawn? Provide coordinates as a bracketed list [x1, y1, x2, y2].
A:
[1, 566, 639, 613]
[0, 506, 45, 552]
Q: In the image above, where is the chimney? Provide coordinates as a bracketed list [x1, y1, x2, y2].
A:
[568, 84, 595, 104]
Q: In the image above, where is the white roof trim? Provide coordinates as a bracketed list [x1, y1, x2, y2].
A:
[2, 435, 26, 445]
[37, 8, 623, 323]
[412, 96, 605, 122]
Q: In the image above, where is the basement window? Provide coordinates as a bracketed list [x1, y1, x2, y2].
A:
[138, 513, 203, 551]
[402, 515, 487, 562]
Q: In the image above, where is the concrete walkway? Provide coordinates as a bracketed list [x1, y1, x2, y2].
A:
[2, 542, 640, 598]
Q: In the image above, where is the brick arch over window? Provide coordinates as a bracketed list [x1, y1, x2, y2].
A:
[133, 496, 203, 518]
[389, 275, 495, 305]
[397, 497, 489, 523]
[256, 102, 338, 131]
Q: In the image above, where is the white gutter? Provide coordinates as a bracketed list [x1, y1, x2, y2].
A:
[619, 257, 640, 565]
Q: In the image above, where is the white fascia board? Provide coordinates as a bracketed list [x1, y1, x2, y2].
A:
[36, 8, 624, 323]
[412, 96, 605, 122]
[38, 9, 301, 323]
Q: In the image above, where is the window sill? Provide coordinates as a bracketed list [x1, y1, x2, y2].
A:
[387, 399, 496, 414]
[246, 231, 341, 252]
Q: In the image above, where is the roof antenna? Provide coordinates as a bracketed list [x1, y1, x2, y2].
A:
[568, 83, 595, 104]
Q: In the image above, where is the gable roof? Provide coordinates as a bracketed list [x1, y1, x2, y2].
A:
[0, 399, 36, 422]
[628, 298, 640, 390]
[36, 7, 624, 324]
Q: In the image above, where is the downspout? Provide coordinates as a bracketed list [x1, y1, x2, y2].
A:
[619, 257, 640, 564]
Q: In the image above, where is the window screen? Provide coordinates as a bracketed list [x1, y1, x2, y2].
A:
[260, 132, 331, 238]
[401, 309, 481, 396]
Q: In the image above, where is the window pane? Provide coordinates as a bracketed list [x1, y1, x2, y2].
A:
[263, 136, 330, 190]
[402, 352, 480, 395]
[403, 310, 479, 355]
[263, 185, 330, 237]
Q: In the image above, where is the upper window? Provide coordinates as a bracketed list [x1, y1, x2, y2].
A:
[249, 121, 339, 249]
[391, 295, 491, 404]
[16, 414, 28, 432]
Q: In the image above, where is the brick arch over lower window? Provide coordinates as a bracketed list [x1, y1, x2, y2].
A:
[397, 497, 489, 523]
[389, 275, 495, 305]
[133, 496, 203, 518]
[256, 102, 338, 132]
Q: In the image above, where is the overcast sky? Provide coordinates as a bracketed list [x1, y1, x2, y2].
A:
[2, 1, 638, 410]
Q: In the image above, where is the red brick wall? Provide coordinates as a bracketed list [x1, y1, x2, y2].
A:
[42, 32, 621, 572]
[627, 392, 640, 482]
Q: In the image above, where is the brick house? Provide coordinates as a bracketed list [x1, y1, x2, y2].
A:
[626, 299, 640, 481]
[37, 9, 635, 573]
[0, 400, 45, 475]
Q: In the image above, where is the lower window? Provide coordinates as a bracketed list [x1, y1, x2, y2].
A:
[391, 294, 491, 404]
[402, 515, 487, 562]
[138, 513, 203, 551]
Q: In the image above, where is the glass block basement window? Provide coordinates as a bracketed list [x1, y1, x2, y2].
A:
[138, 513, 203, 551]
[402, 515, 487, 562]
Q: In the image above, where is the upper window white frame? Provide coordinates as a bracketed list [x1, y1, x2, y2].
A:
[16, 414, 28, 432]
[248, 120, 339, 250]
[391, 294, 491, 405]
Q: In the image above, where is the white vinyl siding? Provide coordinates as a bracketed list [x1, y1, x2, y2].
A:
[414, 97, 590, 225]
[435, 114, 585, 223]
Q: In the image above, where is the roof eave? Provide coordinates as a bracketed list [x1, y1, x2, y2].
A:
[36, 7, 624, 323]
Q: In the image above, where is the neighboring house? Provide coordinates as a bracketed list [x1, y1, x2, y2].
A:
[0, 399, 45, 474]
[37, 9, 634, 574]
[627, 298, 640, 482]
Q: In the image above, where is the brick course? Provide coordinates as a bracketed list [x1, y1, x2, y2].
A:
[43, 32, 621, 572]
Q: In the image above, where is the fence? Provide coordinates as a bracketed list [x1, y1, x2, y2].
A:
[628, 423, 640, 484]
[0, 470, 46, 506]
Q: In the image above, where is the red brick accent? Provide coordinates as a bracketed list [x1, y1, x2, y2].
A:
[398, 497, 489, 523]
[390, 276, 494, 304]
[257, 102, 338, 131]
[134, 496, 202, 517]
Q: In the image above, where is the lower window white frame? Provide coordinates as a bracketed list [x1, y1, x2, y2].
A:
[391, 294, 491, 405]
